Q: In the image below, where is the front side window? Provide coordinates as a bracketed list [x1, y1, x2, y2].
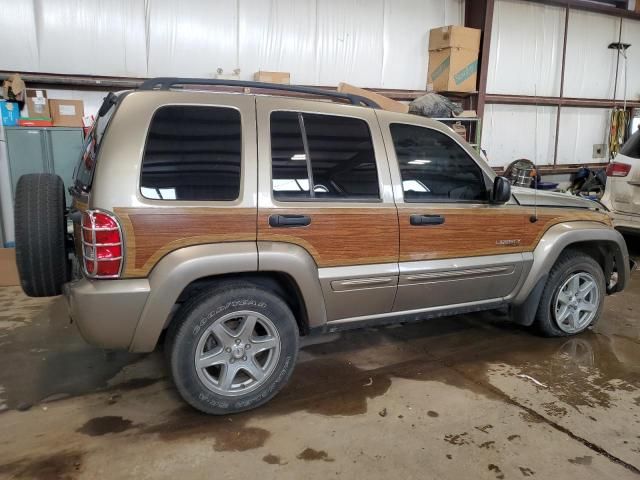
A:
[270, 111, 380, 201]
[390, 123, 488, 203]
[141, 105, 242, 201]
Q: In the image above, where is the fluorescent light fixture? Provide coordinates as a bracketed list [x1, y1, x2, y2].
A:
[291, 153, 306, 161]
[408, 159, 431, 165]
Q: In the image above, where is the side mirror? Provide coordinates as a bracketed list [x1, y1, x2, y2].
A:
[491, 176, 511, 204]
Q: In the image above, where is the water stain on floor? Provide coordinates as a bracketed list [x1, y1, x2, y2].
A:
[77, 416, 135, 436]
[568, 455, 593, 465]
[262, 454, 286, 465]
[296, 448, 334, 462]
[0, 294, 144, 411]
[141, 406, 271, 452]
[0, 450, 84, 480]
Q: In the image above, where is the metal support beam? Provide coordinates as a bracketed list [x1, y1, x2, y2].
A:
[465, 0, 495, 119]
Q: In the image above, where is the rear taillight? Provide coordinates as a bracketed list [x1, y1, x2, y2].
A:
[81, 210, 123, 278]
[606, 162, 631, 177]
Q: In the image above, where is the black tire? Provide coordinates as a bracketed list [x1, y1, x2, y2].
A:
[534, 250, 605, 337]
[166, 283, 299, 415]
[14, 173, 69, 297]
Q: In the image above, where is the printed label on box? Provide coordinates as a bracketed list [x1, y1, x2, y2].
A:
[33, 97, 46, 105]
[431, 56, 450, 81]
[454, 60, 478, 85]
[59, 105, 76, 116]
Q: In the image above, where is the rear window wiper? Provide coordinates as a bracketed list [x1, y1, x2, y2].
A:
[98, 92, 118, 118]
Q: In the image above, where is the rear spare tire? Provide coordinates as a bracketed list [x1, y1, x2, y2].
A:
[14, 173, 70, 297]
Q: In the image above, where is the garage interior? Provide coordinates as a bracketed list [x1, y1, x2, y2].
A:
[1, 0, 640, 478]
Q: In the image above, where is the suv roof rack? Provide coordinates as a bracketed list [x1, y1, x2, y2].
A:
[138, 77, 381, 109]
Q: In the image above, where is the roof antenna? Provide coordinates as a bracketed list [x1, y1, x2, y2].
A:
[530, 84, 539, 223]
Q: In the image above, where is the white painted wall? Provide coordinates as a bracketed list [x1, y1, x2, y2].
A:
[487, 0, 565, 97]
[481, 104, 558, 167]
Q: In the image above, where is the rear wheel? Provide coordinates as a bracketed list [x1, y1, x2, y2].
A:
[534, 251, 605, 337]
[14, 173, 70, 297]
[167, 284, 299, 414]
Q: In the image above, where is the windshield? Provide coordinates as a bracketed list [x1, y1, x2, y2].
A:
[72, 93, 120, 191]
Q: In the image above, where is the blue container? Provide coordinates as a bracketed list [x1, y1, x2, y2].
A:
[0, 100, 20, 126]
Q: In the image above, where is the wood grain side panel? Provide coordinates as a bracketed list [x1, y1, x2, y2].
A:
[114, 207, 256, 277]
[258, 208, 399, 267]
[398, 206, 610, 262]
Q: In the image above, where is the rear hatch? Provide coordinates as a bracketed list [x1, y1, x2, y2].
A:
[69, 92, 123, 259]
[605, 130, 640, 215]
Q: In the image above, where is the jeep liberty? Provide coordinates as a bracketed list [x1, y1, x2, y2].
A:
[14, 78, 631, 414]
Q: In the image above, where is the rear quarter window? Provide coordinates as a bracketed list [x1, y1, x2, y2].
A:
[140, 105, 242, 201]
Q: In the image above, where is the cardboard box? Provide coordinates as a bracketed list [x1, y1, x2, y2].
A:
[427, 48, 478, 92]
[0, 249, 19, 287]
[254, 71, 291, 84]
[25, 89, 51, 120]
[0, 100, 19, 126]
[428, 25, 480, 93]
[337, 82, 409, 114]
[49, 99, 84, 127]
[429, 25, 481, 52]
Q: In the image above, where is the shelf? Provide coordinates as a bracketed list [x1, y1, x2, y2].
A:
[432, 117, 480, 122]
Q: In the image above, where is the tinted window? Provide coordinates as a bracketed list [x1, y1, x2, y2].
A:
[73, 96, 117, 191]
[141, 106, 241, 201]
[620, 128, 640, 159]
[390, 123, 488, 202]
[271, 111, 379, 201]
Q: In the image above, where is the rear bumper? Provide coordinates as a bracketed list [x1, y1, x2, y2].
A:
[64, 277, 150, 350]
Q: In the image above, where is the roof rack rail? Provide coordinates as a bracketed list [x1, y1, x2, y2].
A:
[138, 77, 381, 109]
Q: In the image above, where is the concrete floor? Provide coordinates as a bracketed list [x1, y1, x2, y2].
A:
[0, 238, 639, 479]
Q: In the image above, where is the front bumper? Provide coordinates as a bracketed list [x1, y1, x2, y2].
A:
[64, 277, 150, 350]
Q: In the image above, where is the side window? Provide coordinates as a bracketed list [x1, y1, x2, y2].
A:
[390, 123, 488, 203]
[620, 129, 640, 159]
[270, 111, 380, 201]
[141, 105, 242, 201]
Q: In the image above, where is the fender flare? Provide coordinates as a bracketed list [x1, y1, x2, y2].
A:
[511, 221, 630, 326]
[129, 242, 258, 352]
[129, 241, 327, 352]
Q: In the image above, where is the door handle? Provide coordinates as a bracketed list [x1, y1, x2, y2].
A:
[269, 214, 312, 228]
[410, 214, 445, 226]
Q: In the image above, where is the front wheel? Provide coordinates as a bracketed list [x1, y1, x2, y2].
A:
[167, 284, 299, 414]
[534, 251, 605, 337]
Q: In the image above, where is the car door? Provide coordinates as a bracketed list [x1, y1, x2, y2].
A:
[256, 97, 399, 322]
[377, 112, 529, 312]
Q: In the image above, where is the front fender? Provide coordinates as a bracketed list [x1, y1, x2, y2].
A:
[511, 221, 630, 325]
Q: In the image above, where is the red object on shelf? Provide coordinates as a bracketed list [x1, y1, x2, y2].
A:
[17, 118, 53, 127]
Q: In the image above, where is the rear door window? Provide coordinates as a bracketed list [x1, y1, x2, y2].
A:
[140, 105, 242, 201]
[270, 111, 380, 201]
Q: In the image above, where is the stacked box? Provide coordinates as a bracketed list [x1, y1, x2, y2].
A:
[427, 26, 481, 93]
